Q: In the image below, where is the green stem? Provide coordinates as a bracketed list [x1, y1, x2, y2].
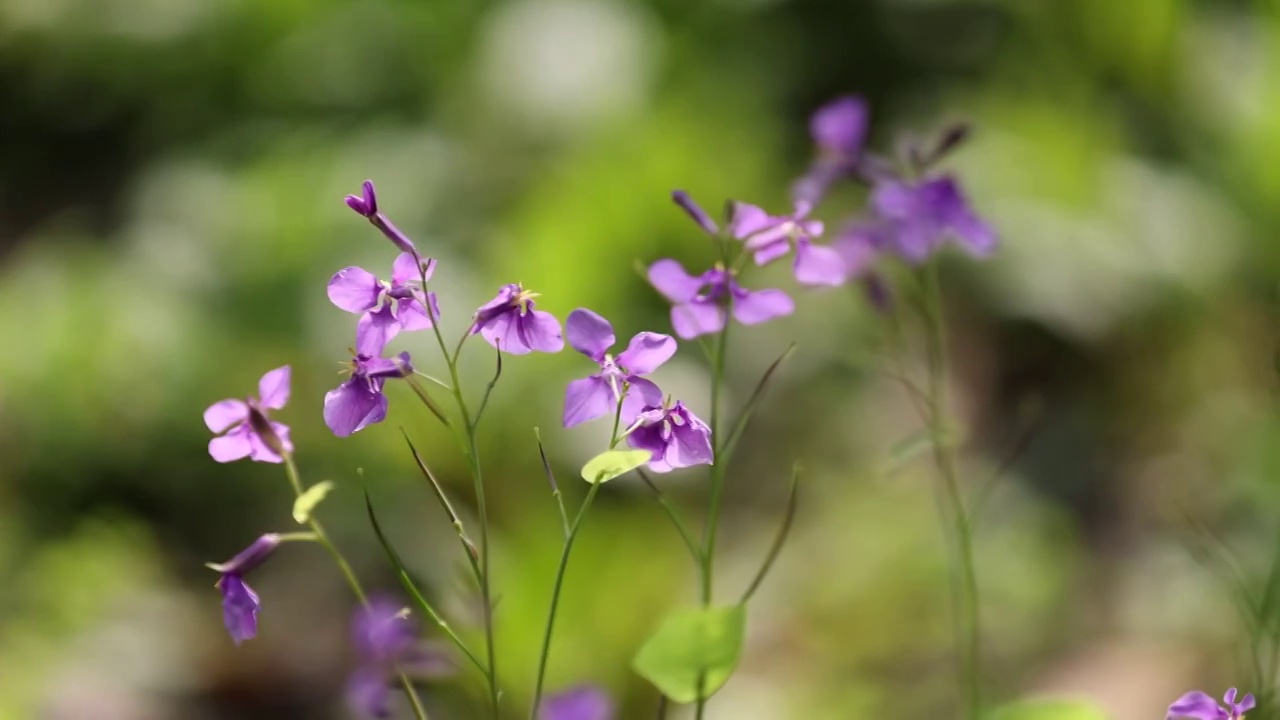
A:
[528, 482, 602, 719]
[283, 455, 430, 720]
[696, 321, 731, 720]
[921, 263, 981, 720]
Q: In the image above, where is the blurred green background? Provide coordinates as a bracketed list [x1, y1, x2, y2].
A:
[4, 0, 1280, 717]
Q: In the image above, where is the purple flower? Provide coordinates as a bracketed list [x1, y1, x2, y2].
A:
[647, 259, 794, 339]
[729, 201, 845, 287]
[563, 308, 675, 428]
[626, 400, 713, 473]
[346, 598, 420, 719]
[470, 283, 564, 355]
[206, 533, 282, 644]
[344, 179, 418, 255]
[539, 686, 615, 720]
[792, 95, 869, 205]
[328, 253, 441, 356]
[324, 350, 413, 437]
[204, 366, 293, 463]
[1167, 689, 1255, 720]
[870, 175, 997, 263]
[831, 222, 881, 281]
[671, 190, 719, 235]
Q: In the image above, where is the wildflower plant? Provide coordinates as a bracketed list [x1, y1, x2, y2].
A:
[196, 95, 1230, 720]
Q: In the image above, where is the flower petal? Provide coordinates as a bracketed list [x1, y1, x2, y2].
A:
[667, 412, 713, 469]
[472, 285, 520, 327]
[622, 377, 663, 423]
[391, 253, 434, 285]
[810, 95, 868, 157]
[732, 288, 794, 325]
[566, 308, 615, 361]
[328, 267, 381, 313]
[648, 259, 704, 303]
[346, 666, 392, 719]
[204, 399, 248, 433]
[563, 376, 615, 428]
[617, 332, 676, 375]
[519, 310, 565, 354]
[627, 423, 672, 473]
[727, 202, 776, 240]
[209, 430, 253, 463]
[793, 241, 846, 287]
[1167, 691, 1227, 720]
[833, 224, 880, 279]
[1237, 694, 1257, 714]
[671, 300, 726, 340]
[357, 309, 400, 357]
[671, 190, 719, 235]
[257, 366, 291, 410]
[218, 575, 260, 645]
[870, 181, 918, 221]
[395, 294, 438, 333]
[324, 380, 388, 437]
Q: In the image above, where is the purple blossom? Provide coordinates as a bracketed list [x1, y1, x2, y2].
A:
[204, 366, 293, 463]
[1167, 688, 1255, 720]
[346, 598, 420, 719]
[792, 95, 869, 205]
[328, 253, 441, 356]
[671, 190, 719, 235]
[647, 259, 794, 339]
[344, 179, 418, 255]
[627, 400, 713, 473]
[470, 283, 564, 355]
[206, 533, 282, 644]
[539, 686, 615, 720]
[563, 308, 675, 428]
[729, 201, 845, 286]
[831, 222, 881, 282]
[324, 350, 413, 437]
[869, 175, 997, 263]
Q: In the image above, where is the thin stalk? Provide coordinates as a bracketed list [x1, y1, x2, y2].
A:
[696, 320, 731, 720]
[636, 469, 702, 564]
[528, 482, 603, 719]
[920, 263, 981, 720]
[423, 287, 501, 718]
[283, 455, 430, 720]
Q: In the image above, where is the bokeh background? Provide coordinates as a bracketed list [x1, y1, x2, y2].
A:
[4, 0, 1280, 717]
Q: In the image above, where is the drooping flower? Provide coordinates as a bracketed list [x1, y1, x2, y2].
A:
[204, 366, 293, 463]
[671, 190, 719, 236]
[470, 283, 564, 355]
[344, 179, 418, 255]
[626, 400, 713, 473]
[1167, 688, 1255, 720]
[539, 686, 615, 720]
[324, 350, 413, 437]
[792, 95, 869, 205]
[328, 253, 441, 355]
[869, 174, 997, 263]
[346, 598, 421, 719]
[563, 309, 675, 428]
[729, 201, 845, 286]
[647, 259, 794, 339]
[205, 533, 282, 644]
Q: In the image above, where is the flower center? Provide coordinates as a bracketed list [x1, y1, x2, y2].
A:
[514, 286, 540, 314]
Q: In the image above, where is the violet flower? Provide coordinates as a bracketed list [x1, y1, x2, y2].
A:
[205, 533, 282, 644]
[831, 222, 882, 282]
[563, 308, 675, 428]
[204, 366, 293, 463]
[328, 252, 441, 355]
[346, 598, 420, 719]
[344, 179, 418, 255]
[627, 400, 713, 473]
[324, 350, 413, 437]
[729, 201, 846, 286]
[647, 259, 794, 339]
[869, 174, 997, 263]
[792, 95, 869, 205]
[1167, 688, 1255, 720]
[539, 686, 615, 720]
[470, 283, 564, 355]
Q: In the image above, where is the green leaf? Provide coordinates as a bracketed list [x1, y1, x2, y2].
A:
[292, 481, 334, 523]
[580, 449, 650, 484]
[632, 605, 747, 704]
[987, 698, 1109, 720]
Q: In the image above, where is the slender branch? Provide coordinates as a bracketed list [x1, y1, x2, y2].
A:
[636, 469, 702, 564]
[535, 428, 571, 538]
[471, 343, 504, 431]
[696, 320, 731, 720]
[400, 429, 482, 584]
[719, 343, 796, 461]
[739, 464, 801, 604]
